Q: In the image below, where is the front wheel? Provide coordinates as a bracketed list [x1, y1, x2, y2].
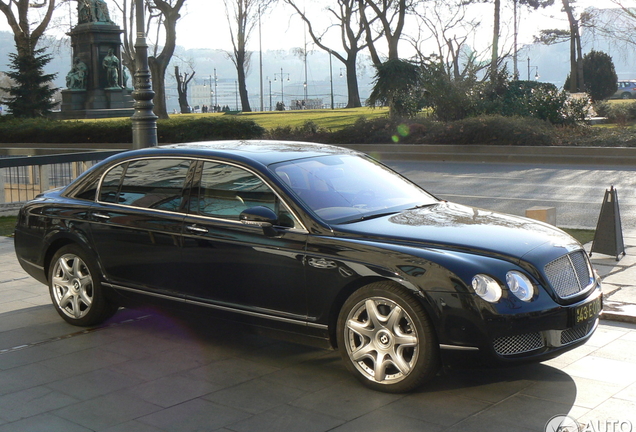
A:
[48, 245, 118, 326]
[336, 282, 440, 393]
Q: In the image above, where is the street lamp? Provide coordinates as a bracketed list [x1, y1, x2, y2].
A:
[214, 68, 218, 108]
[267, 76, 272, 111]
[274, 68, 290, 109]
[131, 0, 158, 148]
[329, 51, 334, 110]
[527, 57, 539, 81]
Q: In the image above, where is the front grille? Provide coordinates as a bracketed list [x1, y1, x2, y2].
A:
[561, 321, 594, 345]
[493, 332, 544, 356]
[544, 250, 594, 299]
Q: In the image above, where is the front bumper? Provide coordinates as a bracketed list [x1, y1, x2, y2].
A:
[433, 282, 603, 366]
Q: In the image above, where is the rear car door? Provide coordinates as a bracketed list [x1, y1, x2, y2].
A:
[88, 157, 194, 297]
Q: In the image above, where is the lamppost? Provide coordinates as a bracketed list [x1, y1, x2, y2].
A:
[329, 51, 334, 110]
[274, 68, 290, 109]
[267, 77, 272, 111]
[131, 0, 157, 148]
[527, 57, 539, 81]
[208, 75, 213, 108]
[213, 68, 218, 109]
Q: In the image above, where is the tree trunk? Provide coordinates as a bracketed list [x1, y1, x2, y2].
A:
[236, 54, 251, 111]
[345, 57, 361, 108]
[149, 58, 168, 118]
[490, 0, 501, 81]
[563, 0, 583, 91]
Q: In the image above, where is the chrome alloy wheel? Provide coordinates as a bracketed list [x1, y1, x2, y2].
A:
[51, 253, 94, 320]
[344, 297, 419, 384]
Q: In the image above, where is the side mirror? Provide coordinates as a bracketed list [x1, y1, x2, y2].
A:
[239, 206, 280, 237]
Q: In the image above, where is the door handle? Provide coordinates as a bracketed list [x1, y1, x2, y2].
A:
[92, 213, 111, 221]
[186, 225, 208, 234]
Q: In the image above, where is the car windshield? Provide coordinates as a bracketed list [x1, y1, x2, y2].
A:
[271, 154, 437, 224]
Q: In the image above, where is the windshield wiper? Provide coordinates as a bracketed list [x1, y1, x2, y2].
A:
[408, 202, 438, 210]
[340, 211, 400, 224]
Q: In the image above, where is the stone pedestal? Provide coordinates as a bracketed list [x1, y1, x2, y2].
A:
[60, 22, 133, 119]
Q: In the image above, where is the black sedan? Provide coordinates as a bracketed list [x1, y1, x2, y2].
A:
[14, 141, 602, 393]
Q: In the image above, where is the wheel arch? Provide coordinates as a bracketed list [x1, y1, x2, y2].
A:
[326, 276, 441, 349]
[43, 236, 102, 284]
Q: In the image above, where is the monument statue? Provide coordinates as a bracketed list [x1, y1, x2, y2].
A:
[78, 0, 115, 25]
[66, 57, 88, 90]
[102, 49, 120, 88]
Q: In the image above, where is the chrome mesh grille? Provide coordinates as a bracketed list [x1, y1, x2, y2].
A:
[544, 251, 593, 299]
[561, 322, 594, 345]
[493, 332, 544, 356]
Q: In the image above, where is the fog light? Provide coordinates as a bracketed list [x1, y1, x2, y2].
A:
[506, 271, 534, 302]
[472, 274, 502, 302]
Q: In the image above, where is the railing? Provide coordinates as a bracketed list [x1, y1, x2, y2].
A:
[0, 151, 122, 211]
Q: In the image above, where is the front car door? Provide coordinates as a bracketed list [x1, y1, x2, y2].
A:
[180, 160, 309, 322]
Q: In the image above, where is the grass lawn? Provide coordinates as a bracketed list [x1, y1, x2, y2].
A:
[561, 228, 596, 246]
[0, 216, 16, 237]
[70, 107, 391, 132]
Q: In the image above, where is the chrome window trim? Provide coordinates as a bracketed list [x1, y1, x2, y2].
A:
[93, 155, 308, 233]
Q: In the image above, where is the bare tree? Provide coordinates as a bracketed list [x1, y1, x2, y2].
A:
[0, 0, 57, 57]
[223, 0, 275, 112]
[116, 0, 186, 119]
[582, 6, 636, 57]
[284, 0, 375, 108]
[487, 0, 553, 81]
[175, 64, 194, 113]
[359, 0, 412, 65]
[535, 0, 583, 91]
[410, 0, 486, 80]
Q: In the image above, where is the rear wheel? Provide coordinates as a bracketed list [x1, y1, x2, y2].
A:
[48, 245, 118, 326]
[336, 281, 439, 393]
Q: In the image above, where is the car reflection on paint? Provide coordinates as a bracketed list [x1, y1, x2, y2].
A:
[14, 140, 602, 393]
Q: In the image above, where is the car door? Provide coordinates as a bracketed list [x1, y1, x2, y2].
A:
[180, 160, 309, 320]
[88, 157, 194, 298]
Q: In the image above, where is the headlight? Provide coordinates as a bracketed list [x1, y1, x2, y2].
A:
[506, 271, 535, 302]
[472, 274, 502, 302]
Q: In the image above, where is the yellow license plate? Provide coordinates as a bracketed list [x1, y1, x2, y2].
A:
[574, 296, 602, 325]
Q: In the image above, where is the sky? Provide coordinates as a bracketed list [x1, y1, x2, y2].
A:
[1, 0, 631, 56]
[171, 0, 627, 53]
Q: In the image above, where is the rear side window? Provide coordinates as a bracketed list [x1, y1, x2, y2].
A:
[98, 158, 191, 212]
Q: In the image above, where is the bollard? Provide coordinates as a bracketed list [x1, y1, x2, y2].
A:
[526, 206, 556, 226]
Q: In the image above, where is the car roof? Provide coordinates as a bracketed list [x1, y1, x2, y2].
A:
[113, 140, 361, 166]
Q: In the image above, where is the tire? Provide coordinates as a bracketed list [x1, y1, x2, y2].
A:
[336, 281, 440, 393]
[48, 245, 118, 326]
[621, 92, 632, 99]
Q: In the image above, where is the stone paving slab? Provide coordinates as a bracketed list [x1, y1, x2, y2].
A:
[1, 232, 636, 431]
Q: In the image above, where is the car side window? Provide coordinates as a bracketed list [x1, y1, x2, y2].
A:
[194, 162, 297, 228]
[98, 159, 191, 212]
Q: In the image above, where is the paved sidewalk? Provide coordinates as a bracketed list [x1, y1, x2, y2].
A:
[588, 229, 636, 323]
[1, 235, 636, 432]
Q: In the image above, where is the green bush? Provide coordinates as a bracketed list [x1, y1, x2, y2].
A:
[593, 101, 636, 125]
[0, 116, 265, 143]
[326, 115, 556, 146]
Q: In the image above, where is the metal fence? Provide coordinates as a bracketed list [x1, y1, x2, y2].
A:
[0, 151, 122, 210]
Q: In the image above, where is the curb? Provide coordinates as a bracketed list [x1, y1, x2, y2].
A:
[601, 301, 636, 324]
[342, 144, 636, 166]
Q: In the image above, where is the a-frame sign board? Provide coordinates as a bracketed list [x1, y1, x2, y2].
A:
[590, 186, 626, 261]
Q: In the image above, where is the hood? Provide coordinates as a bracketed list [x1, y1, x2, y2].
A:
[334, 202, 579, 261]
